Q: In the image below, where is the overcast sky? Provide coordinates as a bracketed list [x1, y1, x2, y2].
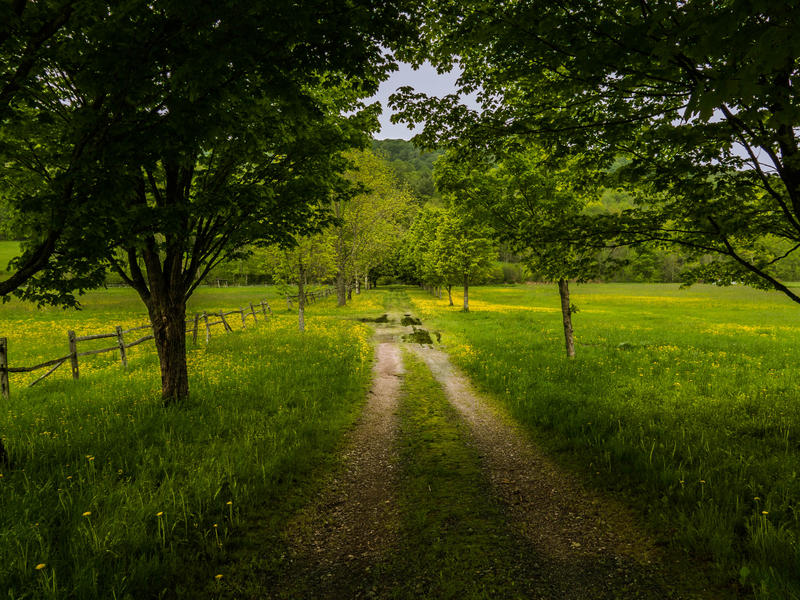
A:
[370, 61, 464, 140]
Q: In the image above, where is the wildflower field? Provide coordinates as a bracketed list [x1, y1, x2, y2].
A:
[0, 286, 376, 598]
[3, 282, 800, 598]
[409, 283, 800, 599]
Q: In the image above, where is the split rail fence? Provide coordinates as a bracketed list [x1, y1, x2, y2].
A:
[0, 299, 274, 399]
[284, 288, 333, 309]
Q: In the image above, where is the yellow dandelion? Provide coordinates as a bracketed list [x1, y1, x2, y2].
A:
[215, 574, 223, 580]
[213, 523, 218, 528]
[156, 511, 163, 517]
[226, 501, 233, 505]
[35, 563, 46, 570]
[762, 511, 769, 515]
[754, 496, 761, 501]
[82, 511, 91, 517]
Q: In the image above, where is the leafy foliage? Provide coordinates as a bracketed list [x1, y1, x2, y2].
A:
[392, 1, 800, 304]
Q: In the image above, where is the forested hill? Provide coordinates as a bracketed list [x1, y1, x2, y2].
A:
[372, 139, 443, 204]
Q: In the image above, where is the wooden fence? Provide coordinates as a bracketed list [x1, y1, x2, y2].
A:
[0, 299, 274, 399]
[285, 287, 333, 309]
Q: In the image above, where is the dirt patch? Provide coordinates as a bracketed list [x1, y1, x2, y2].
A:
[282, 340, 404, 593]
[409, 345, 708, 599]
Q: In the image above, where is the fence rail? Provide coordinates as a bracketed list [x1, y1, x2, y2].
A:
[285, 287, 333, 309]
[0, 298, 275, 399]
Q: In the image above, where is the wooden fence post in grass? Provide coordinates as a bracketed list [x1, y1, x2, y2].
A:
[0, 338, 9, 400]
[192, 313, 200, 344]
[266, 301, 272, 315]
[204, 312, 210, 343]
[286, 294, 292, 310]
[115, 326, 128, 368]
[219, 311, 233, 332]
[68, 330, 79, 380]
[260, 300, 267, 317]
[239, 307, 247, 328]
[250, 303, 258, 322]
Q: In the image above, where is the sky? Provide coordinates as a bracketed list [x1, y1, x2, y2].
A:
[369, 61, 464, 140]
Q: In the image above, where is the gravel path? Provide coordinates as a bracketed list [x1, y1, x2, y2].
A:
[281, 328, 405, 596]
[409, 343, 704, 599]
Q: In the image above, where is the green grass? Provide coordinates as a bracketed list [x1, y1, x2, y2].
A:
[0, 240, 20, 279]
[408, 283, 800, 599]
[0, 287, 382, 599]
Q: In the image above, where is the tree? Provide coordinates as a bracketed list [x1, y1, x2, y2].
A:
[261, 231, 335, 332]
[428, 207, 495, 312]
[397, 205, 442, 290]
[392, 2, 800, 305]
[436, 145, 602, 354]
[0, 1, 135, 301]
[3, 0, 414, 404]
[331, 149, 415, 305]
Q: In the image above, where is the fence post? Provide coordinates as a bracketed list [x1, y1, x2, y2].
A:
[249, 303, 258, 323]
[204, 312, 210, 343]
[0, 338, 9, 400]
[115, 326, 128, 368]
[266, 301, 272, 315]
[219, 311, 232, 332]
[286, 294, 292, 310]
[239, 307, 246, 328]
[192, 313, 199, 345]
[260, 300, 267, 317]
[68, 330, 79, 380]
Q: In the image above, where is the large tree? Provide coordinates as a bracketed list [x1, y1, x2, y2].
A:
[2, 0, 413, 404]
[392, 1, 800, 304]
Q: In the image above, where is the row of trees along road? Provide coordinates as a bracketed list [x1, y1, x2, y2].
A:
[392, 1, 800, 311]
[0, 0, 416, 464]
[398, 205, 495, 312]
[258, 149, 415, 329]
[434, 144, 613, 357]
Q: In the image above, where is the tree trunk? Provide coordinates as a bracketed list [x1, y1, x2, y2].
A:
[558, 278, 576, 358]
[355, 276, 361, 294]
[347, 284, 352, 300]
[364, 274, 369, 290]
[147, 297, 189, 405]
[336, 270, 347, 307]
[0, 438, 8, 467]
[463, 274, 469, 312]
[447, 284, 453, 306]
[297, 266, 306, 332]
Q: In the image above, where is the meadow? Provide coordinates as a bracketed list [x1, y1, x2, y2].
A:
[0, 286, 380, 599]
[3, 281, 800, 598]
[408, 283, 800, 599]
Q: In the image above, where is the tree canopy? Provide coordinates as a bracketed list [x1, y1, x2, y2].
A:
[1, 0, 414, 402]
[392, 1, 800, 304]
